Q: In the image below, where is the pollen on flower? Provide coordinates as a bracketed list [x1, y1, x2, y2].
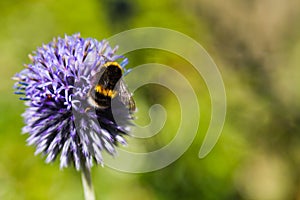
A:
[13, 33, 135, 171]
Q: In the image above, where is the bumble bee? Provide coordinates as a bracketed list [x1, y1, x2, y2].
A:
[87, 61, 135, 113]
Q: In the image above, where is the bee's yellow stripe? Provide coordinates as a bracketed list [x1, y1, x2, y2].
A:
[95, 85, 116, 97]
[103, 61, 122, 71]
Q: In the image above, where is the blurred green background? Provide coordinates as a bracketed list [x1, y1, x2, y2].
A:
[1, 0, 300, 199]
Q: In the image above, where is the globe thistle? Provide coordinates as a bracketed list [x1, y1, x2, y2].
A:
[13, 33, 135, 171]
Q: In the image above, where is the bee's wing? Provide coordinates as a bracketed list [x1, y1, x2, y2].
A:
[117, 79, 136, 113]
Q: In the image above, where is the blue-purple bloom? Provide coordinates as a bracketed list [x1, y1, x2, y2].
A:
[13, 33, 133, 170]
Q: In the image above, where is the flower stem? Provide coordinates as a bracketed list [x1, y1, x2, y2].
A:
[81, 166, 95, 200]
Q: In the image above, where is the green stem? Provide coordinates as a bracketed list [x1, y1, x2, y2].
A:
[81, 166, 95, 200]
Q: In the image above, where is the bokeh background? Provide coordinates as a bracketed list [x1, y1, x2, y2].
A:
[1, 0, 300, 199]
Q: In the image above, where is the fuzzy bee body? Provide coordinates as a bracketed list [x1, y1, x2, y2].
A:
[88, 62, 135, 112]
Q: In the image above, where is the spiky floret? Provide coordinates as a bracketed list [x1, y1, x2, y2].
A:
[13, 33, 132, 170]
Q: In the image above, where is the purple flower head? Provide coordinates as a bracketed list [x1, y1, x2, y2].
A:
[13, 33, 135, 170]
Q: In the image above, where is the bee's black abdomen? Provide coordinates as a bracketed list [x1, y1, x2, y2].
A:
[88, 62, 123, 108]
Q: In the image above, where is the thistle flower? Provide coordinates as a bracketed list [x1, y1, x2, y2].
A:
[13, 33, 134, 171]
